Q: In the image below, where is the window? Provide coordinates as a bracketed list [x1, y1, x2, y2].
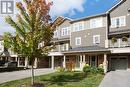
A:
[75, 37, 81, 45]
[60, 43, 69, 51]
[111, 16, 126, 28]
[73, 22, 84, 32]
[90, 18, 103, 28]
[61, 27, 70, 36]
[54, 30, 58, 38]
[93, 35, 100, 45]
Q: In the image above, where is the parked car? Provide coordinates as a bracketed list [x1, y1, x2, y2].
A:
[0, 60, 5, 66]
[4, 62, 17, 68]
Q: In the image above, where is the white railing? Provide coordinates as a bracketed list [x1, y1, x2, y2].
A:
[109, 38, 130, 48]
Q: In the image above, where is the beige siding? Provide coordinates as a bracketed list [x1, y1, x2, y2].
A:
[109, 0, 130, 32]
[70, 16, 107, 48]
[71, 27, 106, 48]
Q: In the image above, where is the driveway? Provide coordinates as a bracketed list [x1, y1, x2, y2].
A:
[99, 70, 130, 87]
[0, 68, 55, 84]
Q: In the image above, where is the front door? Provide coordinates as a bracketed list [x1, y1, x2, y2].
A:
[90, 56, 97, 67]
[75, 55, 80, 68]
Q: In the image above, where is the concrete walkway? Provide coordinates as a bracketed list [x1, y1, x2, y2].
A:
[0, 68, 55, 84]
[99, 71, 130, 87]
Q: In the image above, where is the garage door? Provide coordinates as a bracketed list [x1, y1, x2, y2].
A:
[110, 57, 128, 71]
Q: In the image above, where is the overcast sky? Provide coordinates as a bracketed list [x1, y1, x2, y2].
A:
[0, 0, 119, 35]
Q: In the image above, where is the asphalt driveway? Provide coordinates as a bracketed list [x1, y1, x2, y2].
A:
[99, 70, 130, 87]
[0, 68, 55, 84]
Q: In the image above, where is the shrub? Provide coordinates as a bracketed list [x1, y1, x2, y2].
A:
[83, 64, 104, 74]
[83, 64, 91, 73]
[56, 67, 65, 72]
[97, 68, 104, 74]
[90, 67, 99, 74]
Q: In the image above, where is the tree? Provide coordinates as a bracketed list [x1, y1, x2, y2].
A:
[3, 0, 55, 85]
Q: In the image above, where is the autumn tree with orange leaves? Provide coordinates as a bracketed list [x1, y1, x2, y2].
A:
[3, 0, 55, 85]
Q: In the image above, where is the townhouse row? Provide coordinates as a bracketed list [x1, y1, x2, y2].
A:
[0, 0, 130, 73]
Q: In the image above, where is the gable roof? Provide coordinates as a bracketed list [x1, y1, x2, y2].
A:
[106, 0, 126, 13]
[51, 16, 72, 30]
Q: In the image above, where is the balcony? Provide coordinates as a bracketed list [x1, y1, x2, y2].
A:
[109, 38, 130, 48]
[51, 43, 70, 52]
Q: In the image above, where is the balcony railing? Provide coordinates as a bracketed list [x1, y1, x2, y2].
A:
[51, 44, 70, 52]
[109, 38, 130, 48]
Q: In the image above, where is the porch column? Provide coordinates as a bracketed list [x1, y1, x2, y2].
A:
[103, 54, 108, 73]
[80, 55, 83, 70]
[34, 58, 38, 68]
[15, 57, 17, 62]
[51, 56, 54, 69]
[17, 57, 20, 67]
[82, 54, 86, 67]
[24, 57, 28, 68]
[63, 55, 66, 68]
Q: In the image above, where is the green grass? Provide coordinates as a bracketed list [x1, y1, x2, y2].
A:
[0, 72, 104, 87]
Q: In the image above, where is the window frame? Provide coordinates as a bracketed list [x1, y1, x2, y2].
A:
[90, 18, 103, 28]
[54, 30, 58, 38]
[93, 35, 100, 45]
[111, 16, 126, 28]
[61, 27, 71, 36]
[73, 22, 84, 32]
[75, 37, 81, 45]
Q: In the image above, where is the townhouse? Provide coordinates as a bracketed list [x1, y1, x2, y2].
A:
[49, 0, 130, 72]
[0, 0, 130, 73]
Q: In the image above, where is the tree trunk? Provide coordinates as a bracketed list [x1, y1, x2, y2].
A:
[31, 64, 34, 85]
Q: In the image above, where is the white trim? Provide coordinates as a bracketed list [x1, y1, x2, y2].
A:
[90, 18, 103, 29]
[75, 37, 81, 45]
[48, 52, 63, 56]
[72, 21, 84, 32]
[106, 0, 124, 13]
[61, 27, 71, 36]
[110, 16, 126, 28]
[93, 35, 100, 45]
[110, 47, 130, 53]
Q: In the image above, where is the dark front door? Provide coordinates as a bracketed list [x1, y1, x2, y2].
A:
[91, 56, 97, 67]
[110, 57, 128, 71]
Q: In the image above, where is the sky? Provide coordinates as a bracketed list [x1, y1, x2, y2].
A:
[0, 0, 120, 35]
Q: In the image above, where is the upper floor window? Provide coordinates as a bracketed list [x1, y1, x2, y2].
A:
[90, 18, 103, 28]
[111, 16, 126, 28]
[93, 35, 100, 45]
[75, 37, 81, 45]
[54, 30, 58, 38]
[61, 27, 70, 36]
[60, 43, 69, 51]
[73, 22, 84, 32]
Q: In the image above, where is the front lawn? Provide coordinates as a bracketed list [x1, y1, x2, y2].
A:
[0, 72, 104, 87]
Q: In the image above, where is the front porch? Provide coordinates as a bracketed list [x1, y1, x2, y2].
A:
[49, 52, 109, 73]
